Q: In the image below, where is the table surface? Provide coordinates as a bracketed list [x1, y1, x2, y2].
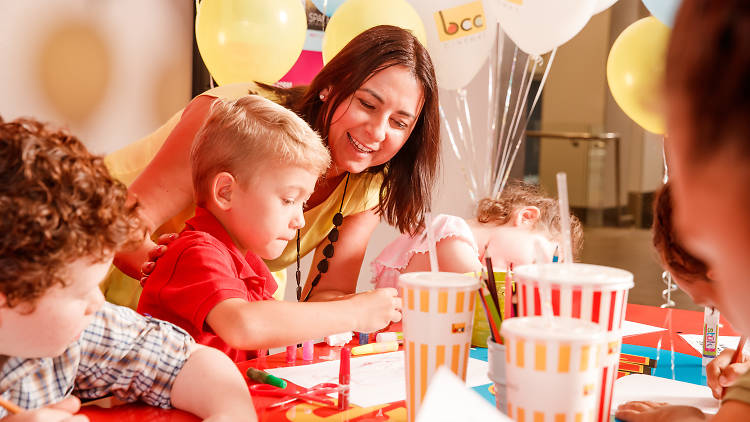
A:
[78, 304, 739, 421]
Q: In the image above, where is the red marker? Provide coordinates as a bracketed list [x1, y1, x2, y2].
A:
[338, 347, 351, 410]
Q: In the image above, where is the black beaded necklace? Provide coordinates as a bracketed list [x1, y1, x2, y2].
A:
[296, 172, 350, 302]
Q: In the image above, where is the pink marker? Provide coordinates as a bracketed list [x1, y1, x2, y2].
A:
[256, 349, 268, 368]
[286, 345, 297, 364]
[338, 347, 350, 410]
[302, 340, 314, 361]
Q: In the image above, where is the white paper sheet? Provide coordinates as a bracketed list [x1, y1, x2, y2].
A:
[417, 367, 511, 422]
[611, 374, 720, 415]
[264, 351, 491, 408]
[621, 320, 667, 337]
[679, 334, 744, 357]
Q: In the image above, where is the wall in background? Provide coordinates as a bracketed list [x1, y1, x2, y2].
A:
[0, 0, 193, 155]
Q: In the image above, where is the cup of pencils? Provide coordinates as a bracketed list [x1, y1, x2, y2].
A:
[487, 338, 508, 413]
[399, 272, 479, 422]
[471, 271, 506, 347]
[513, 263, 633, 422]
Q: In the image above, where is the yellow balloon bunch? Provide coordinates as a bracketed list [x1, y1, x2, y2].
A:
[195, 0, 307, 85]
[607, 17, 671, 134]
[322, 0, 427, 64]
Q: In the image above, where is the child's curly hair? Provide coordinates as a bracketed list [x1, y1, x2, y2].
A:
[652, 182, 709, 283]
[0, 117, 145, 309]
[476, 180, 584, 260]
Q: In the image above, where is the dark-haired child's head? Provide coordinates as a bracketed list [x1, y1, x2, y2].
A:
[0, 117, 144, 357]
[666, 0, 750, 331]
[652, 183, 719, 309]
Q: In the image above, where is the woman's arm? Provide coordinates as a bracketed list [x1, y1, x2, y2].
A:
[113, 95, 216, 278]
[303, 209, 381, 301]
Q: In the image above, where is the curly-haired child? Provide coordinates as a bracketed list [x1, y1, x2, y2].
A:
[0, 117, 255, 421]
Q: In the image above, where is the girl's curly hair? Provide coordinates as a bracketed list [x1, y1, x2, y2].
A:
[476, 180, 584, 260]
[0, 117, 145, 309]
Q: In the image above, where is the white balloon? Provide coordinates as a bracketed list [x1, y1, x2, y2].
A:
[495, 0, 597, 56]
[410, 0, 497, 90]
[593, 0, 618, 14]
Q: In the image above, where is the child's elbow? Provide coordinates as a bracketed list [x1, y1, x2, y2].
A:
[216, 322, 255, 350]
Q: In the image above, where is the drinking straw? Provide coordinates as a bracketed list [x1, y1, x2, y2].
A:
[425, 212, 439, 272]
[556, 172, 574, 264]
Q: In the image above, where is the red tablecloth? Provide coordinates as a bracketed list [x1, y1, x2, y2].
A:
[79, 305, 735, 421]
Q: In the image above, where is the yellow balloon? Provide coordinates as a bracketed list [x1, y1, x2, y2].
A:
[195, 0, 307, 85]
[607, 17, 670, 134]
[322, 0, 427, 64]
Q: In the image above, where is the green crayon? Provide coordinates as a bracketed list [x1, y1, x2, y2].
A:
[246, 367, 287, 389]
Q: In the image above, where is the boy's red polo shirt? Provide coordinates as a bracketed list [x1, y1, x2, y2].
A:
[137, 206, 277, 363]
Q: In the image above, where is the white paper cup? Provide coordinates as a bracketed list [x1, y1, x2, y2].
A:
[513, 263, 634, 422]
[399, 272, 480, 422]
[487, 339, 507, 414]
[501, 316, 606, 422]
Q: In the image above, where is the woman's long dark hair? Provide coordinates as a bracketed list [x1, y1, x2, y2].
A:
[260, 25, 440, 235]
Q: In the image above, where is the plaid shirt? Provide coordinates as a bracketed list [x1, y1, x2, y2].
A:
[0, 302, 195, 417]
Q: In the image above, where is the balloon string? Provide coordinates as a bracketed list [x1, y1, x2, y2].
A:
[492, 46, 521, 195]
[487, 23, 502, 195]
[495, 49, 556, 197]
[440, 104, 478, 202]
[500, 56, 534, 176]
[458, 88, 479, 193]
[494, 56, 532, 196]
[662, 136, 669, 183]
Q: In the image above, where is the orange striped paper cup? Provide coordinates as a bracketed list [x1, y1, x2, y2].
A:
[501, 316, 606, 422]
[513, 263, 634, 422]
[399, 272, 480, 422]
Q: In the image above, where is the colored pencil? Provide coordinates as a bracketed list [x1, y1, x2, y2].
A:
[722, 336, 747, 398]
[485, 257, 501, 320]
[477, 286, 501, 343]
[0, 397, 22, 415]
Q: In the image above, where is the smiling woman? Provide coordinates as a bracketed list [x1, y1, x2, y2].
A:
[103, 25, 440, 307]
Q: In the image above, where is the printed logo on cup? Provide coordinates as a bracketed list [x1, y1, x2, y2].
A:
[583, 383, 595, 396]
[451, 323, 466, 333]
[433, 1, 487, 42]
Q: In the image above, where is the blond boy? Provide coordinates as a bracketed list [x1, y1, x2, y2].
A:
[137, 95, 401, 362]
[0, 117, 256, 421]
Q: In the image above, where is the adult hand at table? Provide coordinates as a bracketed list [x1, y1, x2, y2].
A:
[615, 401, 706, 421]
[349, 288, 402, 333]
[707, 348, 750, 399]
[3, 397, 89, 422]
[139, 233, 178, 285]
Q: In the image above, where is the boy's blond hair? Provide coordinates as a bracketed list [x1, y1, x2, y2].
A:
[190, 95, 331, 205]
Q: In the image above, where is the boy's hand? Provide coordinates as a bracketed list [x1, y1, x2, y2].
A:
[350, 288, 402, 333]
[3, 397, 88, 422]
[707, 348, 750, 398]
[615, 401, 706, 421]
[139, 233, 178, 285]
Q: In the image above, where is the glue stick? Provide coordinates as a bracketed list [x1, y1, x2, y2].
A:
[702, 307, 720, 366]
